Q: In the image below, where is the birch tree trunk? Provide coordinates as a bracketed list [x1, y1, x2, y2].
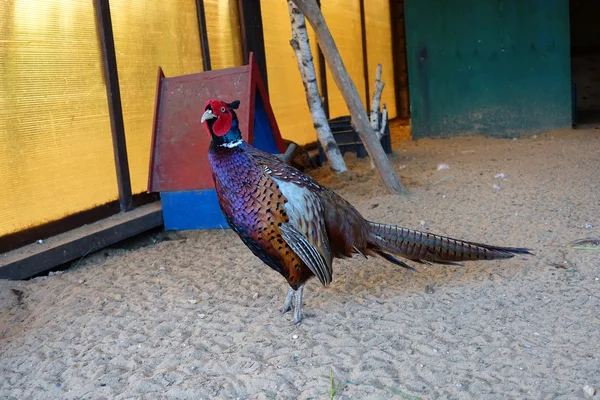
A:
[379, 104, 388, 139]
[290, 0, 409, 195]
[287, 1, 347, 173]
[370, 63, 385, 133]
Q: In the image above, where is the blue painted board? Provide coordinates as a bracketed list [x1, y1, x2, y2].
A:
[252, 90, 280, 154]
[160, 190, 228, 230]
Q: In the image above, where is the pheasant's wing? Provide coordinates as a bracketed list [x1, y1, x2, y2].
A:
[249, 148, 333, 285]
[279, 223, 331, 285]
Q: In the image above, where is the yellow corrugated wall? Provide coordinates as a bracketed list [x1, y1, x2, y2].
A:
[261, 0, 396, 144]
[322, 0, 367, 119]
[0, 0, 395, 238]
[0, 0, 244, 237]
[365, 0, 397, 119]
[0, 0, 117, 237]
[109, 0, 204, 195]
[261, 0, 322, 145]
[205, 0, 244, 70]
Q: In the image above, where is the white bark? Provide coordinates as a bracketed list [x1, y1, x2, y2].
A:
[370, 63, 385, 133]
[291, 0, 409, 195]
[379, 103, 388, 139]
[287, 1, 347, 173]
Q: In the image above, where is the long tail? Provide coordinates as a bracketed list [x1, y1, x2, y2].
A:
[367, 221, 532, 269]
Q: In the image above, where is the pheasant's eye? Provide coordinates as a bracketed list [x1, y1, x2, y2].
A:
[221, 107, 226, 113]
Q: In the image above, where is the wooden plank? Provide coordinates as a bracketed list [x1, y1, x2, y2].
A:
[94, 0, 133, 212]
[148, 65, 251, 192]
[147, 65, 252, 192]
[0, 203, 163, 280]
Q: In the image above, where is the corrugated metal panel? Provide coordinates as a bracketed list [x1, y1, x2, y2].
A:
[205, 0, 244, 70]
[365, 0, 397, 119]
[261, 0, 322, 145]
[0, 0, 117, 237]
[109, 0, 204, 194]
[261, 1, 397, 144]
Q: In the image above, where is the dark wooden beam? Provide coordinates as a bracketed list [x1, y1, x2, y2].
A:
[94, 0, 133, 212]
[0, 203, 163, 280]
[359, 0, 371, 112]
[316, 0, 329, 118]
[318, 47, 330, 119]
[389, 0, 410, 119]
[196, 0, 212, 71]
[237, 0, 269, 94]
[0, 193, 158, 254]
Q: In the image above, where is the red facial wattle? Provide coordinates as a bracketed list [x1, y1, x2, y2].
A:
[212, 111, 232, 136]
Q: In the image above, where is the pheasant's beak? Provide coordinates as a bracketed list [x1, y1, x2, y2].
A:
[201, 109, 215, 123]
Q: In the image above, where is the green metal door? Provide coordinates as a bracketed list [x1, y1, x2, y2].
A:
[404, 0, 572, 138]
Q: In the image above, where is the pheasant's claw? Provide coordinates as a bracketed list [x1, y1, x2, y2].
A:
[280, 304, 292, 314]
[280, 306, 291, 314]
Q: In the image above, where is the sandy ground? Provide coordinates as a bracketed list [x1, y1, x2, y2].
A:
[1, 127, 599, 400]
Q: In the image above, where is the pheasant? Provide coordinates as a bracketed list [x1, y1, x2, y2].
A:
[201, 99, 532, 324]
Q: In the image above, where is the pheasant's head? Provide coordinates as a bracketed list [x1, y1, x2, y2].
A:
[201, 99, 242, 147]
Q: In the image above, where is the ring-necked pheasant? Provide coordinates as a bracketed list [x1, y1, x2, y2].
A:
[201, 99, 532, 324]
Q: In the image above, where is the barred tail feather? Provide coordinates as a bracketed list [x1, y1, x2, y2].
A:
[367, 221, 532, 264]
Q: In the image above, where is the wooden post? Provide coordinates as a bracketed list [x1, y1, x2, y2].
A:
[317, 48, 330, 118]
[94, 0, 134, 212]
[390, 0, 410, 119]
[316, 0, 329, 118]
[237, 0, 269, 94]
[359, 0, 371, 111]
[196, 0, 212, 71]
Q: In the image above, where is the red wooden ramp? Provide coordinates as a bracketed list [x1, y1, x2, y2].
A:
[148, 53, 286, 229]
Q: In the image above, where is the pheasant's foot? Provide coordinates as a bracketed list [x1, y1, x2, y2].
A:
[293, 285, 304, 325]
[280, 287, 294, 314]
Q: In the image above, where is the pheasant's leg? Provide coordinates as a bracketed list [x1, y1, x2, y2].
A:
[280, 287, 295, 314]
[293, 285, 304, 325]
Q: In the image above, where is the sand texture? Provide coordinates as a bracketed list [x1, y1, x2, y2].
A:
[1, 128, 599, 399]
